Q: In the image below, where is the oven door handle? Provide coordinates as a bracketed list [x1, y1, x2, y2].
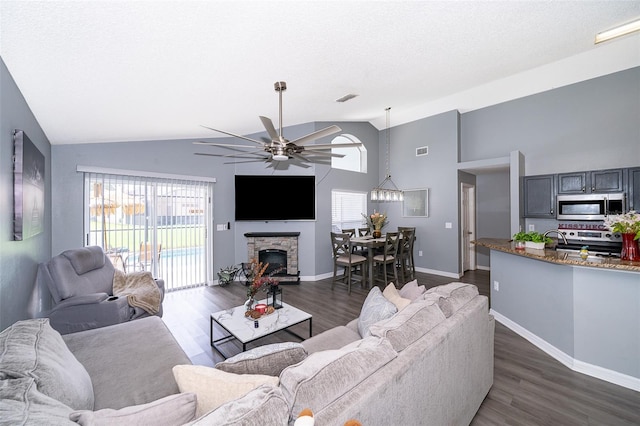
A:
[604, 197, 609, 216]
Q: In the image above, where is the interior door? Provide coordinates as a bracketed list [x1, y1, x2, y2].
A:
[461, 183, 476, 272]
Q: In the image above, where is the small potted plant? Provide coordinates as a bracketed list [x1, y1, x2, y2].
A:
[512, 231, 552, 250]
[217, 265, 240, 287]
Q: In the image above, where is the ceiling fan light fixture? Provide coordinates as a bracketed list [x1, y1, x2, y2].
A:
[595, 18, 640, 44]
[272, 154, 289, 161]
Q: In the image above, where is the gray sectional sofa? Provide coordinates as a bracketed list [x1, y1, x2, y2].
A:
[0, 282, 494, 425]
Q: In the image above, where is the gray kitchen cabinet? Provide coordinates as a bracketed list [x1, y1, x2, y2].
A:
[590, 168, 624, 193]
[557, 168, 624, 194]
[523, 174, 556, 218]
[628, 167, 640, 211]
[558, 172, 587, 194]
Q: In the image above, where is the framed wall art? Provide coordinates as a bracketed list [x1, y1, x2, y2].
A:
[13, 129, 45, 240]
[402, 188, 428, 217]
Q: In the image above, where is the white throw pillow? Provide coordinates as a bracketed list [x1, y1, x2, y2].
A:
[382, 283, 411, 311]
[398, 279, 426, 300]
[172, 365, 278, 417]
[357, 287, 397, 337]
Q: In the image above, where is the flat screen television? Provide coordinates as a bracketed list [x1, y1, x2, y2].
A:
[235, 175, 316, 221]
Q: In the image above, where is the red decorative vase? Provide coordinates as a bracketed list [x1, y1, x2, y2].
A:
[620, 233, 640, 261]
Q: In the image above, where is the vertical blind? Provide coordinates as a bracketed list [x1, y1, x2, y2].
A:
[331, 190, 367, 232]
[84, 172, 213, 291]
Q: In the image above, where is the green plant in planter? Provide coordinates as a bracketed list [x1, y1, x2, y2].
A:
[512, 231, 553, 244]
[217, 265, 240, 286]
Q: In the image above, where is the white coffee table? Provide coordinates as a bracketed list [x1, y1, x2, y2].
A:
[210, 300, 312, 358]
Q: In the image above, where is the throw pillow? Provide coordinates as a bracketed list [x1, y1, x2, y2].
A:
[369, 301, 446, 351]
[0, 318, 94, 410]
[398, 279, 426, 300]
[172, 364, 279, 417]
[357, 287, 397, 337]
[215, 342, 307, 376]
[0, 377, 74, 426]
[382, 283, 411, 311]
[69, 393, 197, 426]
[190, 384, 289, 425]
[425, 282, 479, 316]
[279, 336, 397, 421]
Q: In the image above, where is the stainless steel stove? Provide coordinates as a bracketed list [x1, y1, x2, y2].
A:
[556, 224, 622, 256]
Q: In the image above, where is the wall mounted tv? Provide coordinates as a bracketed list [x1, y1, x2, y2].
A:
[235, 175, 316, 221]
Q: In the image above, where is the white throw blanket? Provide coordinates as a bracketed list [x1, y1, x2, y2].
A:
[112, 270, 161, 315]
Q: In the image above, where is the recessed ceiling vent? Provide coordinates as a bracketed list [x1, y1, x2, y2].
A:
[416, 146, 429, 156]
[335, 93, 358, 103]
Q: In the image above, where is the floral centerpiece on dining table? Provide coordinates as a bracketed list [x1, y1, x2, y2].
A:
[363, 212, 388, 238]
[604, 210, 640, 261]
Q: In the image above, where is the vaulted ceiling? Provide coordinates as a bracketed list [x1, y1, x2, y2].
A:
[1, 1, 639, 145]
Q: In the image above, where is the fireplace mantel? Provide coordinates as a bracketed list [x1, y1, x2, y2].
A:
[244, 232, 300, 238]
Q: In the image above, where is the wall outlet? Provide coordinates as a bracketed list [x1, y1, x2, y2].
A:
[493, 280, 499, 291]
[445, 222, 452, 229]
[528, 224, 535, 232]
[418, 250, 423, 256]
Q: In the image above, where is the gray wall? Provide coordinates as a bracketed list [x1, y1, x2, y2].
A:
[0, 58, 52, 331]
[476, 171, 511, 267]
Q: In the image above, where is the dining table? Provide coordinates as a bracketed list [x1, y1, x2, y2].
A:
[349, 235, 387, 288]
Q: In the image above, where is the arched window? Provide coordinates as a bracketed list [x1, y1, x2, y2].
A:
[331, 134, 367, 173]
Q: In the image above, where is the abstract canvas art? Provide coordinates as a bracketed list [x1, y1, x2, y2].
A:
[13, 129, 45, 240]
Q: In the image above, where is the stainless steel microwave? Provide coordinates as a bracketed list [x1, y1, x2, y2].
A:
[556, 193, 626, 221]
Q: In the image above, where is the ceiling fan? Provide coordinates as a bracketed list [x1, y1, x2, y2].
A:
[194, 81, 362, 164]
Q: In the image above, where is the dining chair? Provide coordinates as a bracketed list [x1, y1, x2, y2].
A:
[330, 232, 367, 294]
[358, 227, 371, 237]
[397, 227, 416, 283]
[341, 228, 356, 238]
[372, 232, 399, 286]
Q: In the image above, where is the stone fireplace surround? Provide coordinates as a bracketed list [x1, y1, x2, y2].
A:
[245, 232, 300, 283]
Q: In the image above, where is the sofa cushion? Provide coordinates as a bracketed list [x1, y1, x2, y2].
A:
[62, 316, 190, 410]
[398, 279, 426, 300]
[369, 301, 446, 351]
[69, 392, 197, 426]
[425, 282, 479, 317]
[172, 365, 279, 418]
[357, 287, 397, 337]
[301, 326, 362, 354]
[190, 384, 289, 425]
[0, 318, 94, 410]
[215, 342, 307, 376]
[382, 283, 411, 311]
[279, 336, 397, 422]
[0, 377, 75, 425]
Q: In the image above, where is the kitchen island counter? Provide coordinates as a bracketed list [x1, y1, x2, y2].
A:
[476, 237, 639, 392]
[474, 238, 640, 272]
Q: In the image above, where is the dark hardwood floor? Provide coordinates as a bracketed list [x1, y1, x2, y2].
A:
[162, 270, 640, 425]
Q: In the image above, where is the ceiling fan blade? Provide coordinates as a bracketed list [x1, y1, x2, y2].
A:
[303, 142, 362, 150]
[291, 125, 342, 146]
[195, 150, 269, 158]
[300, 150, 345, 158]
[223, 158, 271, 165]
[259, 116, 280, 142]
[193, 141, 259, 149]
[200, 125, 266, 146]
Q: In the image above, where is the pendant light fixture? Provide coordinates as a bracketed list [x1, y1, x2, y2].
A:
[371, 107, 403, 202]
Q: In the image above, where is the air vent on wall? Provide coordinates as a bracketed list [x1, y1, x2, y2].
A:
[416, 146, 429, 156]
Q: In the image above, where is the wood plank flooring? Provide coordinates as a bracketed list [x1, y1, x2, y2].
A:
[161, 270, 640, 425]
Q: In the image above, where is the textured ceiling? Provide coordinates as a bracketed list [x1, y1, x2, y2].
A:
[1, 1, 639, 145]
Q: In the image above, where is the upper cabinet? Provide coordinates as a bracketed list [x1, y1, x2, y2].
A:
[629, 167, 640, 211]
[523, 167, 635, 218]
[523, 174, 556, 218]
[557, 169, 624, 194]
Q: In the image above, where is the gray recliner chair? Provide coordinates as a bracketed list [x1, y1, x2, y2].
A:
[37, 246, 164, 334]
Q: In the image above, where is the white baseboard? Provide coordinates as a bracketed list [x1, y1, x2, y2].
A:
[491, 309, 640, 392]
[476, 265, 490, 271]
[415, 266, 461, 279]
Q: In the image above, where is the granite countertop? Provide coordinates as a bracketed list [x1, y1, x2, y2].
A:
[474, 238, 640, 273]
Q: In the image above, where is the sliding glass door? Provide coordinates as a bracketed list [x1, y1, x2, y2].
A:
[84, 172, 214, 291]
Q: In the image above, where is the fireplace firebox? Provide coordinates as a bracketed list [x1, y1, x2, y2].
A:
[245, 232, 300, 284]
[259, 249, 287, 276]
